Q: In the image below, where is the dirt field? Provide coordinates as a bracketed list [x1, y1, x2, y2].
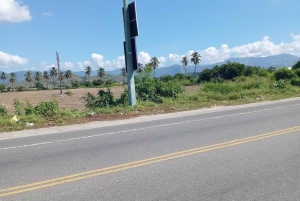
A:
[0, 86, 199, 115]
[0, 87, 126, 114]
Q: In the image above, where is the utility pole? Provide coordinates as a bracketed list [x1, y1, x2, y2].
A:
[56, 51, 62, 95]
[123, 0, 137, 106]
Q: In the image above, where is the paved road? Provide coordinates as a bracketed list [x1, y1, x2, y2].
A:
[1, 98, 300, 200]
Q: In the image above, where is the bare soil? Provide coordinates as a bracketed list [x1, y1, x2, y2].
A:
[0, 86, 126, 115]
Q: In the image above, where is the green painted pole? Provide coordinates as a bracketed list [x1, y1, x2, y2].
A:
[123, 0, 136, 106]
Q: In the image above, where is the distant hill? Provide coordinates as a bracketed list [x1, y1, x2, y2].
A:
[1, 54, 299, 84]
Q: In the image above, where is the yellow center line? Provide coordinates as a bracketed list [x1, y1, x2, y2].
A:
[1, 125, 300, 197]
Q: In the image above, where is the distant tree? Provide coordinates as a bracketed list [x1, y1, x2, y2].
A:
[199, 69, 213, 82]
[190, 52, 201, 76]
[121, 67, 126, 85]
[9, 73, 17, 91]
[24, 71, 33, 88]
[144, 63, 153, 76]
[64, 70, 73, 86]
[50, 67, 58, 89]
[181, 56, 189, 77]
[97, 67, 105, 81]
[136, 63, 144, 75]
[34, 71, 42, 84]
[1, 72, 7, 85]
[43, 71, 50, 89]
[268, 66, 277, 73]
[150, 57, 160, 78]
[85, 66, 92, 82]
[292, 61, 300, 70]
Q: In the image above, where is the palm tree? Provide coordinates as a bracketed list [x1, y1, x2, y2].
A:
[43, 71, 50, 89]
[24, 71, 32, 88]
[34, 71, 42, 84]
[50, 67, 57, 89]
[150, 57, 160, 78]
[121, 67, 126, 85]
[181, 56, 189, 77]
[144, 63, 153, 76]
[85, 66, 92, 82]
[137, 63, 144, 74]
[1, 72, 7, 85]
[64, 70, 73, 86]
[97, 67, 105, 81]
[190, 52, 201, 76]
[9, 73, 17, 91]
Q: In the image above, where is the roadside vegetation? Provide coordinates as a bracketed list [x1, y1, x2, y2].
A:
[1, 60, 300, 133]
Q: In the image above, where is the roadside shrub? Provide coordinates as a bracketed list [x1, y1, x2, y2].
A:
[290, 77, 300, 86]
[135, 77, 159, 102]
[34, 101, 59, 117]
[24, 101, 35, 115]
[65, 91, 73, 96]
[84, 88, 115, 109]
[273, 68, 296, 80]
[116, 88, 129, 105]
[155, 81, 183, 99]
[199, 69, 213, 82]
[0, 104, 7, 116]
[14, 98, 24, 115]
[0, 84, 5, 92]
[293, 68, 300, 78]
[270, 80, 288, 90]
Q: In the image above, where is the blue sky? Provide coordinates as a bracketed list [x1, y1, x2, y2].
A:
[1, 0, 300, 73]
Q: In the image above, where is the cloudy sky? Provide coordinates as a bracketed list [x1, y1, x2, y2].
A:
[0, 0, 300, 73]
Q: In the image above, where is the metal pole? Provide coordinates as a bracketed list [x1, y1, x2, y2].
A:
[124, 0, 136, 106]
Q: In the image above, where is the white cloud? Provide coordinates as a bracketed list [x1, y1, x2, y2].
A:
[0, 0, 31, 23]
[60, 62, 74, 70]
[138, 51, 151, 64]
[0, 51, 28, 68]
[162, 33, 300, 66]
[42, 12, 52, 17]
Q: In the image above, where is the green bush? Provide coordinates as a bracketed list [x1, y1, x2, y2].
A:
[160, 75, 174, 82]
[270, 80, 288, 90]
[36, 82, 44, 90]
[292, 61, 300, 70]
[24, 101, 35, 115]
[17, 86, 26, 91]
[14, 98, 24, 115]
[135, 77, 159, 102]
[291, 77, 300, 86]
[199, 69, 213, 82]
[34, 101, 59, 117]
[93, 79, 104, 86]
[116, 88, 129, 105]
[72, 80, 81, 88]
[0, 84, 5, 92]
[84, 88, 116, 109]
[273, 68, 296, 80]
[156, 81, 183, 99]
[65, 91, 73, 96]
[0, 104, 7, 116]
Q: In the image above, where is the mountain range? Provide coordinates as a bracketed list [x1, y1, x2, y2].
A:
[1, 54, 299, 83]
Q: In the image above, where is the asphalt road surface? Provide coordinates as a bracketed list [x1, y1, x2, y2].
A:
[1, 98, 300, 200]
